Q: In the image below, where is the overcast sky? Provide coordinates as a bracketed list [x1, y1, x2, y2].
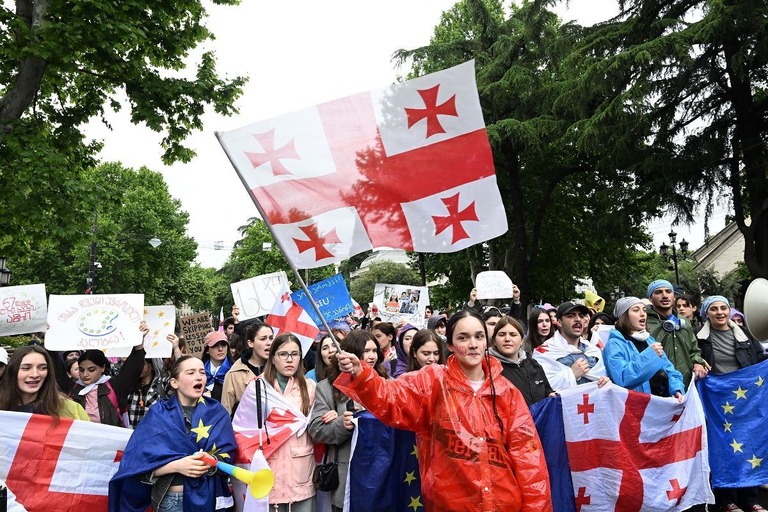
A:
[86, 0, 725, 269]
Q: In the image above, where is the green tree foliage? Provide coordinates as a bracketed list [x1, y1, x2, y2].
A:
[10, 162, 198, 305]
[0, 0, 245, 250]
[178, 264, 229, 314]
[348, 261, 421, 310]
[560, 0, 768, 278]
[396, 0, 653, 306]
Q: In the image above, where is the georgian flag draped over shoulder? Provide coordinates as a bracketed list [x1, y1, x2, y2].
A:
[265, 283, 319, 356]
[217, 60, 507, 269]
[531, 383, 714, 511]
[0, 411, 132, 512]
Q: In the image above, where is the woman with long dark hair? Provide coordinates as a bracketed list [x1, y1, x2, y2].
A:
[406, 329, 446, 372]
[523, 307, 552, 354]
[306, 334, 338, 382]
[308, 331, 388, 512]
[0, 345, 88, 421]
[335, 311, 551, 511]
[222, 322, 273, 414]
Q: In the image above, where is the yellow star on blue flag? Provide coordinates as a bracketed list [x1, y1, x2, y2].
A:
[699, 359, 768, 487]
[408, 496, 423, 511]
[191, 419, 211, 442]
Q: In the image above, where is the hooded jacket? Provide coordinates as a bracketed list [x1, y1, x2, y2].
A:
[645, 305, 706, 389]
[603, 329, 684, 396]
[335, 355, 551, 512]
[221, 350, 264, 415]
[488, 347, 553, 407]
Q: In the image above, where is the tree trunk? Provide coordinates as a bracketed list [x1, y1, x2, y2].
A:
[722, 35, 768, 278]
[0, 0, 49, 128]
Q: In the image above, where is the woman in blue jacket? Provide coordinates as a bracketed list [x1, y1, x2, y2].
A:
[604, 297, 684, 400]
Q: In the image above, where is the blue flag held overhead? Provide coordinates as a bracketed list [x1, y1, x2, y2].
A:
[698, 359, 768, 488]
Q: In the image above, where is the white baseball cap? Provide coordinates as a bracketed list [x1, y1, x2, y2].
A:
[0, 347, 8, 365]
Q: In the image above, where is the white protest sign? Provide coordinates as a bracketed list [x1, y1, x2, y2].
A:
[142, 305, 176, 357]
[231, 271, 289, 320]
[45, 294, 144, 351]
[0, 284, 47, 336]
[372, 283, 430, 328]
[475, 271, 514, 300]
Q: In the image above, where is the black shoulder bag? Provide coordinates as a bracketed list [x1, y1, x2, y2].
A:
[313, 444, 339, 491]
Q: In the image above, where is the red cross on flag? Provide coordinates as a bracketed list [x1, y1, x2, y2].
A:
[0, 411, 132, 511]
[561, 382, 714, 511]
[264, 284, 319, 356]
[217, 60, 507, 269]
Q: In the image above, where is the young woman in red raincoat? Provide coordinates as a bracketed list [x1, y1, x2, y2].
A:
[335, 310, 552, 512]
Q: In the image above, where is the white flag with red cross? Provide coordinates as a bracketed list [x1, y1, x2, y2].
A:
[264, 283, 319, 356]
[0, 411, 132, 512]
[560, 382, 714, 511]
[217, 60, 507, 269]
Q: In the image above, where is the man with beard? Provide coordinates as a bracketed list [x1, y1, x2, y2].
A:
[532, 302, 610, 392]
[645, 279, 709, 389]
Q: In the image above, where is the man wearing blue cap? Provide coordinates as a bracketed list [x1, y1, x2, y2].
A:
[645, 279, 709, 389]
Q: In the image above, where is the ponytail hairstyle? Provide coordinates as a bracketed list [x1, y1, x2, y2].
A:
[445, 310, 505, 440]
[0, 345, 63, 422]
[263, 333, 310, 415]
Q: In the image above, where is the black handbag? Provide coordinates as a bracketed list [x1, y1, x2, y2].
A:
[313, 444, 339, 491]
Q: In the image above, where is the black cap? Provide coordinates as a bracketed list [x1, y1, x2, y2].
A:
[556, 301, 590, 319]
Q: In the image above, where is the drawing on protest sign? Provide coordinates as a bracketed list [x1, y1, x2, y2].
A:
[231, 271, 289, 320]
[0, 284, 47, 337]
[475, 271, 514, 300]
[142, 305, 176, 358]
[179, 312, 212, 358]
[372, 283, 430, 327]
[45, 294, 144, 351]
[291, 274, 353, 327]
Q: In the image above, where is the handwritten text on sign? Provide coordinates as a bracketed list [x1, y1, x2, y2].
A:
[231, 271, 289, 320]
[45, 294, 144, 351]
[0, 284, 47, 336]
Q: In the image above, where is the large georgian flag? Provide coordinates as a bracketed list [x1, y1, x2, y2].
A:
[531, 383, 714, 511]
[217, 60, 507, 269]
[0, 411, 132, 512]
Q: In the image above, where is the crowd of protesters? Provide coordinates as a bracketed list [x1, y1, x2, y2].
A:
[0, 277, 765, 512]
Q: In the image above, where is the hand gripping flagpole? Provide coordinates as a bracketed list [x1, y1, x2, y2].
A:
[216, 132, 343, 354]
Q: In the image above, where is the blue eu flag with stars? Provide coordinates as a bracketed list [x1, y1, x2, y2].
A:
[698, 359, 768, 488]
[348, 411, 423, 512]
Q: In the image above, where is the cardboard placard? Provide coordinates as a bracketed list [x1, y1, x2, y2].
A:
[46, 294, 144, 351]
[179, 312, 212, 358]
[230, 271, 289, 320]
[475, 271, 514, 299]
[0, 283, 47, 336]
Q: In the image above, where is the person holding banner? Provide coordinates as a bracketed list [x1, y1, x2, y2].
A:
[0, 345, 89, 420]
[335, 311, 552, 512]
[109, 355, 237, 512]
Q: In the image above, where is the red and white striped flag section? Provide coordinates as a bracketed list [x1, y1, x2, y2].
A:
[0, 411, 132, 511]
[265, 283, 319, 356]
[231, 378, 311, 511]
[217, 60, 507, 269]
